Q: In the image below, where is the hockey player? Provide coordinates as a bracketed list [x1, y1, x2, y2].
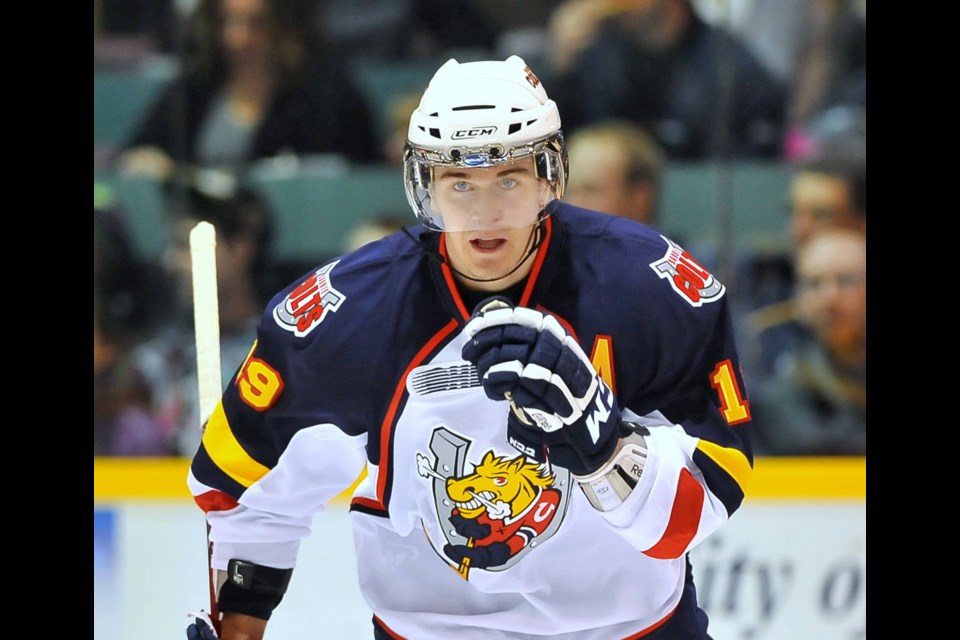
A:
[186, 55, 754, 640]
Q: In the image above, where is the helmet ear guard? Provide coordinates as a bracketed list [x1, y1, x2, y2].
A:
[535, 132, 568, 200]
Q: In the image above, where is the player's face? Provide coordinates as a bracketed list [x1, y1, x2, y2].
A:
[432, 158, 548, 291]
[429, 158, 552, 232]
[443, 221, 541, 292]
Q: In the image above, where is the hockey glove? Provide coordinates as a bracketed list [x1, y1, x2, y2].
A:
[462, 297, 621, 476]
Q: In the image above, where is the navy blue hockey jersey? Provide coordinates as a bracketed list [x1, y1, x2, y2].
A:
[188, 203, 754, 639]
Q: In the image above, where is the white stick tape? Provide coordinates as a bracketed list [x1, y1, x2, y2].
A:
[190, 221, 223, 429]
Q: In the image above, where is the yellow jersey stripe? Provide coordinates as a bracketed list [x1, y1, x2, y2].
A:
[201, 402, 270, 488]
[696, 439, 753, 493]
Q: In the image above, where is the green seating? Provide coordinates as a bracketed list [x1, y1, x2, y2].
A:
[93, 172, 170, 260]
[94, 62, 177, 149]
[94, 160, 794, 271]
[246, 161, 408, 263]
[658, 161, 793, 255]
[349, 59, 440, 144]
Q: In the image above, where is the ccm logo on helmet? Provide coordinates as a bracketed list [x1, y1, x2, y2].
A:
[452, 127, 497, 140]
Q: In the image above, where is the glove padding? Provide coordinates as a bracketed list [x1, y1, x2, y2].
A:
[462, 297, 621, 475]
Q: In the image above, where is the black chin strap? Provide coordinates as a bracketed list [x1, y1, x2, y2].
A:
[402, 218, 547, 285]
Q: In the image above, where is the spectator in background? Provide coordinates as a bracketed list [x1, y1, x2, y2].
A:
[690, 0, 864, 162]
[749, 228, 866, 456]
[133, 174, 277, 455]
[95, 292, 174, 456]
[381, 92, 425, 167]
[783, 0, 866, 160]
[563, 119, 665, 226]
[738, 131, 866, 383]
[115, 0, 379, 180]
[319, 0, 498, 62]
[94, 205, 174, 456]
[788, 140, 866, 248]
[94, 202, 171, 340]
[546, 0, 787, 160]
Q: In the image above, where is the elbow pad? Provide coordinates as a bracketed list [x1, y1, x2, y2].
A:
[216, 559, 293, 621]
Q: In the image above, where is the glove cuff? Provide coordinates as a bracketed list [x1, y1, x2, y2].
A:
[574, 423, 648, 511]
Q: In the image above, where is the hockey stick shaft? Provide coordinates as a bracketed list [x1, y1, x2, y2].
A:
[190, 221, 223, 636]
[191, 221, 223, 427]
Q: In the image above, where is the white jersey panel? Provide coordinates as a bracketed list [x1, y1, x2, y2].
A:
[348, 332, 687, 638]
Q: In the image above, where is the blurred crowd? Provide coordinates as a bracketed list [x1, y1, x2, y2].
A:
[94, 0, 866, 458]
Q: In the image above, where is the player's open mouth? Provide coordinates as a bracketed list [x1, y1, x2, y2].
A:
[471, 238, 506, 252]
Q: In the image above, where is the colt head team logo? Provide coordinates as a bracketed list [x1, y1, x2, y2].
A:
[416, 427, 570, 580]
[273, 260, 345, 337]
[650, 236, 725, 307]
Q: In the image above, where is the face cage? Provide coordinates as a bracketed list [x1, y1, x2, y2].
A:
[403, 134, 568, 231]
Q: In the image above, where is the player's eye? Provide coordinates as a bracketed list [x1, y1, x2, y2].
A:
[452, 181, 472, 192]
[500, 178, 518, 189]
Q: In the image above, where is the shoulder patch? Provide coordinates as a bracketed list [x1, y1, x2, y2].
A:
[273, 260, 346, 337]
[649, 236, 725, 307]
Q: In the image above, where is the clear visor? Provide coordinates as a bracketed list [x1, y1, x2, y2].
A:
[404, 145, 566, 232]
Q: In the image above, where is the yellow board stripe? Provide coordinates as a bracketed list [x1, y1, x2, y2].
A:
[696, 439, 753, 493]
[748, 456, 866, 498]
[201, 402, 270, 488]
[94, 457, 864, 502]
[94, 457, 193, 500]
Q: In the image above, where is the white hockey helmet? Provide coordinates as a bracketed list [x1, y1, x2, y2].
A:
[404, 55, 568, 231]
